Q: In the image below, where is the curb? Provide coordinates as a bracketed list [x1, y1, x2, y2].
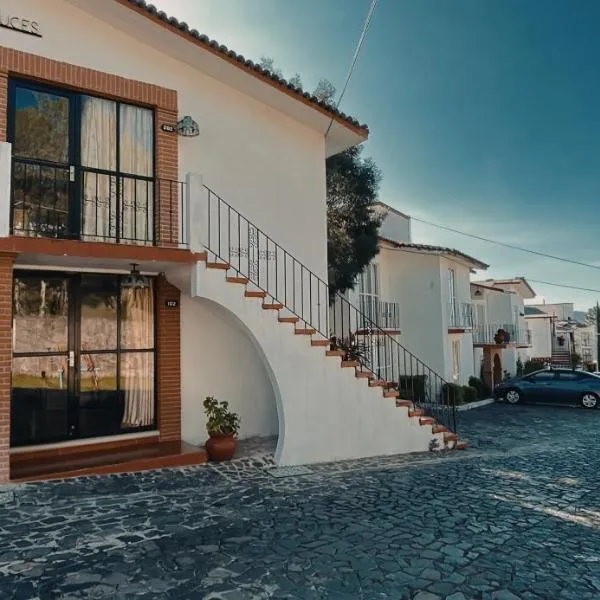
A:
[457, 398, 495, 412]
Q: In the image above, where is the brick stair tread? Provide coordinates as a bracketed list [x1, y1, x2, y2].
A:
[326, 350, 344, 357]
[226, 276, 249, 284]
[311, 339, 329, 347]
[341, 360, 360, 368]
[206, 262, 230, 270]
[262, 303, 284, 310]
[295, 328, 317, 335]
[279, 316, 299, 323]
[245, 291, 268, 298]
[383, 390, 400, 398]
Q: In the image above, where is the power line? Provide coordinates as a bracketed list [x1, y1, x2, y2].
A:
[528, 279, 600, 295]
[410, 215, 600, 272]
[325, 0, 378, 137]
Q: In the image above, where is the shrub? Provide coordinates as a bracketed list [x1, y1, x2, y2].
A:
[468, 376, 491, 400]
[203, 396, 240, 437]
[398, 375, 427, 404]
[443, 383, 464, 406]
[523, 358, 548, 375]
[462, 385, 479, 404]
[516, 357, 524, 377]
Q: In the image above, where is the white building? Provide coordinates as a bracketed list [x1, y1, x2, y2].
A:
[471, 278, 535, 386]
[348, 204, 488, 387]
[0, 0, 462, 483]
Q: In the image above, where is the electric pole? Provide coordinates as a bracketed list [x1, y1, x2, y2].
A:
[596, 302, 600, 371]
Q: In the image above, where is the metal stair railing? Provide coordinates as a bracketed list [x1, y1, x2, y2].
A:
[197, 183, 458, 433]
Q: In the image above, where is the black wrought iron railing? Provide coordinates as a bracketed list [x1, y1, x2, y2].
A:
[473, 323, 531, 346]
[198, 184, 457, 433]
[10, 158, 186, 247]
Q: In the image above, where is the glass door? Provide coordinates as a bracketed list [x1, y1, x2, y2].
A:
[11, 274, 74, 446]
[9, 81, 76, 239]
[11, 272, 157, 447]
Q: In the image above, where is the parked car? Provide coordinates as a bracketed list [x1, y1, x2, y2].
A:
[494, 368, 600, 409]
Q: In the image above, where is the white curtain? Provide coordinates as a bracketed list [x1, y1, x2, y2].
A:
[121, 285, 155, 427]
[120, 104, 154, 244]
[81, 96, 117, 242]
[80, 99, 153, 244]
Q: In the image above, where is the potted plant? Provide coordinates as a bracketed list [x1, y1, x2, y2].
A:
[203, 396, 240, 462]
[494, 329, 506, 345]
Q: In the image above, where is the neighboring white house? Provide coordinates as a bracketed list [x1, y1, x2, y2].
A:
[471, 278, 535, 386]
[0, 0, 462, 482]
[524, 307, 556, 361]
[348, 203, 488, 387]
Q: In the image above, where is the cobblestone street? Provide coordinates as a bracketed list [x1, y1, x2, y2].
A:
[2, 403, 600, 599]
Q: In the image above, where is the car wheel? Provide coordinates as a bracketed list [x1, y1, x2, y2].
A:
[581, 392, 598, 409]
[505, 389, 521, 404]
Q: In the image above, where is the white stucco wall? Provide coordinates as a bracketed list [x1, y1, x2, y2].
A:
[527, 317, 553, 359]
[180, 295, 278, 444]
[377, 208, 412, 244]
[182, 263, 443, 464]
[2, 0, 328, 280]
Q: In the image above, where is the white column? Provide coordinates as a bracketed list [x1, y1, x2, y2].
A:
[185, 172, 204, 253]
[0, 142, 11, 238]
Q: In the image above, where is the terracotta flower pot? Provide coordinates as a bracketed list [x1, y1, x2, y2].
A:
[205, 434, 237, 462]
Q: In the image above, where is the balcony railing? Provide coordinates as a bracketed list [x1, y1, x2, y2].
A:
[448, 301, 474, 330]
[473, 323, 532, 346]
[358, 297, 401, 331]
[10, 159, 187, 248]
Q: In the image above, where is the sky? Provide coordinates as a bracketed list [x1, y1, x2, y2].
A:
[153, 0, 600, 310]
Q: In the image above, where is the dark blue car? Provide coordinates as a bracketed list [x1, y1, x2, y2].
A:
[494, 368, 600, 409]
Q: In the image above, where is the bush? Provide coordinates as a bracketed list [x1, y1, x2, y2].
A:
[468, 376, 491, 400]
[398, 375, 427, 404]
[516, 357, 524, 377]
[443, 383, 464, 406]
[462, 385, 479, 404]
[523, 358, 548, 375]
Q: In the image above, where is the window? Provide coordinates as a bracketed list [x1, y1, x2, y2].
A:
[531, 372, 556, 382]
[452, 340, 461, 381]
[557, 372, 579, 382]
[358, 263, 379, 324]
[448, 268, 457, 323]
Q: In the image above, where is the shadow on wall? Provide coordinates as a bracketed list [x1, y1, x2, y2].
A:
[180, 295, 280, 446]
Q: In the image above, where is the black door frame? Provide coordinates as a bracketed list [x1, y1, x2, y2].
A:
[11, 270, 159, 447]
[7, 77, 157, 243]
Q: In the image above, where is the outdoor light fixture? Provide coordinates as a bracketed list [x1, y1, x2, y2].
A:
[122, 263, 150, 289]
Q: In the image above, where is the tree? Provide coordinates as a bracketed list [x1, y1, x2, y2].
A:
[258, 57, 383, 298]
[327, 146, 382, 298]
[585, 307, 598, 325]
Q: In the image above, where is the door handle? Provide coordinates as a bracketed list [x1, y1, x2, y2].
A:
[69, 350, 75, 368]
[69, 166, 76, 182]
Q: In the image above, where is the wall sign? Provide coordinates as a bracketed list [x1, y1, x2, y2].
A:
[165, 300, 179, 308]
[0, 13, 41, 37]
[161, 124, 176, 133]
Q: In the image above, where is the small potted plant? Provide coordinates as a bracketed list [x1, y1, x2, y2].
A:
[203, 396, 240, 462]
[494, 329, 506, 345]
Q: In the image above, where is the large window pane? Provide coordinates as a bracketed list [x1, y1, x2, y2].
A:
[12, 355, 70, 446]
[13, 277, 69, 353]
[121, 283, 154, 349]
[80, 96, 117, 171]
[119, 104, 153, 177]
[80, 276, 118, 351]
[13, 87, 69, 163]
[120, 352, 154, 428]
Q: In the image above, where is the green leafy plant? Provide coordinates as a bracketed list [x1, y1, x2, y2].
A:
[516, 357, 524, 377]
[570, 352, 582, 369]
[443, 383, 464, 406]
[503, 369, 512, 382]
[203, 396, 240, 437]
[468, 376, 491, 400]
[462, 385, 479, 404]
[523, 358, 549, 375]
[331, 335, 369, 364]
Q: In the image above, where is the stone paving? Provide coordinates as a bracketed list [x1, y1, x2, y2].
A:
[2, 403, 600, 599]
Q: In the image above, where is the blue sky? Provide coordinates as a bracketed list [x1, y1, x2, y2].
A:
[154, 0, 600, 309]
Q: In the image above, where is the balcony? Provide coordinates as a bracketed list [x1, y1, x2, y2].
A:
[473, 323, 532, 347]
[448, 302, 474, 332]
[358, 296, 401, 332]
[8, 158, 187, 248]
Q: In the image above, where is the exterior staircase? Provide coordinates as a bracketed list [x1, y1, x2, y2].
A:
[551, 346, 571, 368]
[173, 180, 467, 465]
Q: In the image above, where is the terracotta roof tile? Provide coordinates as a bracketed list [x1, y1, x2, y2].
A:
[122, 0, 369, 134]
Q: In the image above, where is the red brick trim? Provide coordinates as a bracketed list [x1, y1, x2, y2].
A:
[156, 275, 181, 442]
[0, 46, 179, 244]
[0, 253, 17, 484]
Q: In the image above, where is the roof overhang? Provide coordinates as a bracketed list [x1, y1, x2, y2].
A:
[65, 0, 368, 157]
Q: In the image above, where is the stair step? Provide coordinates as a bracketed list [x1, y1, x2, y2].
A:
[419, 417, 435, 426]
[226, 276, 249, 284]
[196, 251, 208, 261]
[409, 408, 425, 417]
[432, 425, 448, 434]
[383, 390, 400, 399]
[369, 379, 387, 388]
[295, 328, 317, 335]
[311, 339, 329, 347]
[444, 432, 458, 442]
[245, 290, 268, 299]
[341, 360, 359, 368]
[206, 262, 231, 270]
[396, 400, 413, 408]
[355, 371, 375, 379]
[262, 303, 284, 310]
[326, 350, 344, 357]
[279, 316, 300, 324]
[456, 440, 468, 450]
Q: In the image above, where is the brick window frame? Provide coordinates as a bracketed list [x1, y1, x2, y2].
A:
[0, 45, 179, 245]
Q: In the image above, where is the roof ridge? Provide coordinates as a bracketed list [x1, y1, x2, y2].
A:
[123, 0, 368, 134]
